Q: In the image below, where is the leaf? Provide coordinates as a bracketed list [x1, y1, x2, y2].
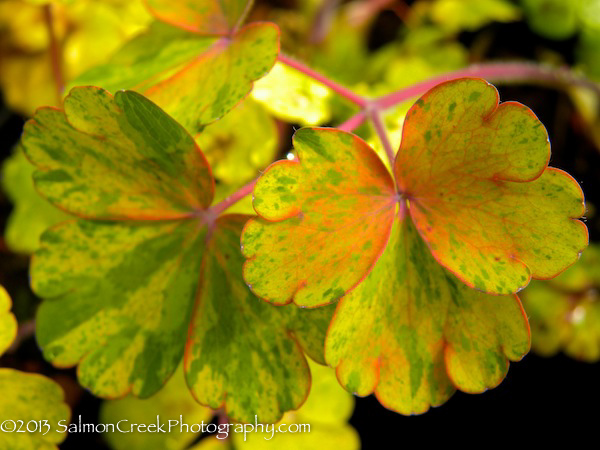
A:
[101, 366, 213, 450]
[185, 215, 337, 423]
[0, 0, 151, 115]
[0, 286, 17, 355]
[241, 78, 587, 413]
[69, 21, 217, 94]
[145, 0, 253, 36]
[521, 0, 580, 40]
[144, 23, 279, 130]
[22, 87, 215, 220]
[232, 360, 359, 450]
[521, 245, 600, 361]
[242, 127, 397, 307]
[251, 62, 333, 126]
[429, 0, 521, 33]
[24, 87, 334, 423]
[195, 99, 278, 185]
[70, 20, 279, 131]
[394, 78, 588, 294]
[325, 218, 530, 414]
[0, 286, 70, 450]
[1, 147, 69, 253]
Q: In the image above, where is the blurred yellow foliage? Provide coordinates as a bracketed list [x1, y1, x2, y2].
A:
[0, 0, 151, 115]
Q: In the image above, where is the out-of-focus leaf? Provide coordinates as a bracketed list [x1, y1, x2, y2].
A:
[195, 99, 278, 185]
[101, 366, 213, 450]
[0, 0, 151, 115]
[0, 286, 70, 450]
[73, 21, 279, 131]
[24, 87, 333, 423]
[251, 62, 332, 126]
[0, 286, 17, 355]
[69, 22, 216, 95]
[146, 0, 253, 36]
[326, 218, 530, 414]
[430, 0, 520, 33]
[242, 128, 397, 307]
[521, 0, 580, 39]
[1, 147, 69, 254]
[233, 360, 360, 449]
[394, 78, 588, 294]
[522, 245, 600, 361]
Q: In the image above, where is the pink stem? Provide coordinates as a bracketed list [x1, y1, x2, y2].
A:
[369, 110, 395, 166]
[278, 53, 368, 107]
[43, 4, 64, 105]
[337, 110, 368, 131]
[209, 179, 257, 217]
[213, 62, 600, 213]
[374, 62, 600, 110]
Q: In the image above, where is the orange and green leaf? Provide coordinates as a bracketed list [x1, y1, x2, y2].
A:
[242, 127, 397, 307]
[325, 218, 530, 414]
[242, 78, 587, 414]
[394, 78, 588, 294]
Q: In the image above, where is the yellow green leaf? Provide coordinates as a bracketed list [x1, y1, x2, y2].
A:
[22, 87, 214, 220]
[0, 286, 70, 450]
[1, 147, 69, 254]
[24, 87, 334, 422]
[185, 215, 336, 423]
[326, 218, 530, 414]
[0, 286, 17, 355]
[195, 99, 278, 185]
[233, 360, 359, 449]
[71, 20, 279, 131]
[251, 62, 333, 126]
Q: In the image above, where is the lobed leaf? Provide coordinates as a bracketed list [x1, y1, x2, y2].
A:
[326, 218, 530, 414]
[394, 78, 588, 294]
[25, 87, 333, 423]
[185, 215, 336, 423]
[22, 88, 214, 220]
[34, 219, 207, 397]
[0, 286, 70, 450]
[242, 128, 397, 307]
[233, 360, 359, 449]
[145, 0, 253, 36]
[71, 20, 279, 131]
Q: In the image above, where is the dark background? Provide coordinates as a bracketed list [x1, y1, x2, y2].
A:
[1, 2, 599, 448]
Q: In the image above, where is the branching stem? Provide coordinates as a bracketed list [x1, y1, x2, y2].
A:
[211, 61, 600, 214]
[208, 179, 257, 217]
